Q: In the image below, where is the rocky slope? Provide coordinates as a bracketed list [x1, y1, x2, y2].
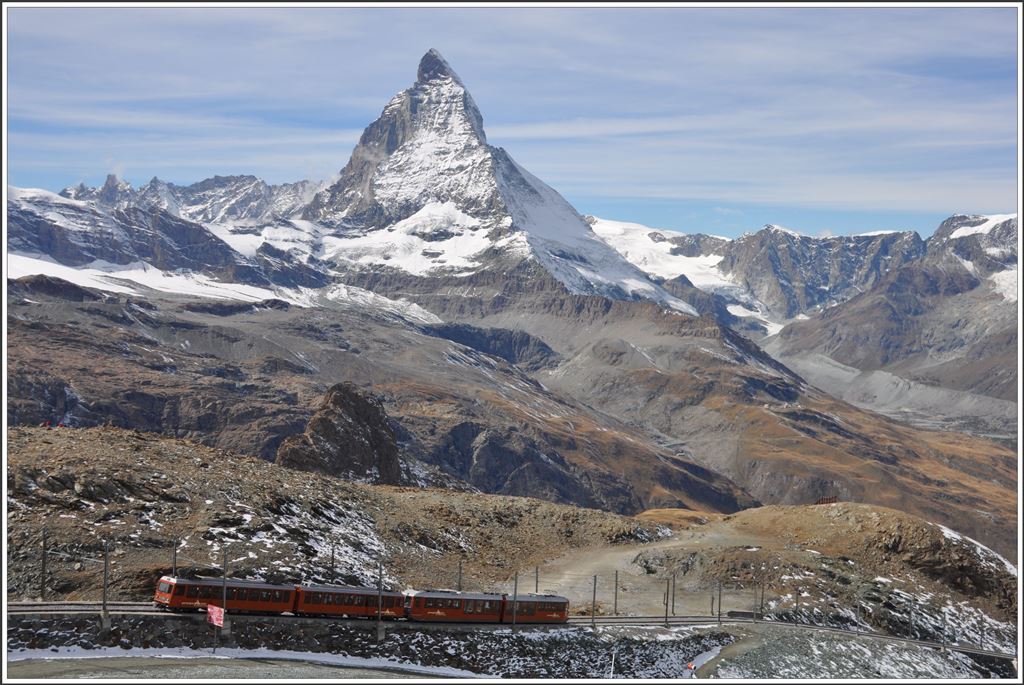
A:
[5, 274, 754, 517]
[5, 48, 1018, 564]
[7, 426, 1015, 678]
[588, 217, 928, 330]
[5, 426, 672, 600]
[765, 214, 1018, 440]
[63, 173, 320, 225]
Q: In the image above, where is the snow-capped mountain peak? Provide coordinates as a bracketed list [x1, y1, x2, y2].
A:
[12, 49, 698, 315]
[418, 47, 465, 87]
[299, 49, 696, 312]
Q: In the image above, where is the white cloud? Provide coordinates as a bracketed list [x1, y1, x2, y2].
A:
[5, 6, 1018, 215]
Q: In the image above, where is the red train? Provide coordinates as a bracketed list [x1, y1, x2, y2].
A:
[154, 576, 569, 624]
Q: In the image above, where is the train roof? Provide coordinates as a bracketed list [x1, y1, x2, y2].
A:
[161, 575, 294, 590]
[509, 593, 569, 603]
[408, 589, 504, 601]
[407, 589, 568, 603]
[300, 584, 404, 594]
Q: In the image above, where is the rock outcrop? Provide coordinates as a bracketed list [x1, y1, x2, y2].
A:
[275, 382, 403, 485]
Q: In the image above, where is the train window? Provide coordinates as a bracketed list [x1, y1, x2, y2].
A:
[356, 595, 366, 606]
[416, 598, 424, 608]
[483, 600, 493, 612]
[186, 585, 198, 598]
[424, 598, 435, 608]
[158, 581, 171, 593]
[516, 601, 535, 616]
[261, 590, 271, 601]
[226, 588, 236, 600]
[248, 589, 260, 601]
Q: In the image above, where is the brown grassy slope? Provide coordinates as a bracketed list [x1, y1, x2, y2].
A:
[6, 426, 668, 601]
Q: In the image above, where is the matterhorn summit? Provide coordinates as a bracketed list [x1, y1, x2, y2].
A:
[10, 49, 695, 312]
[304, 49, 696, 311]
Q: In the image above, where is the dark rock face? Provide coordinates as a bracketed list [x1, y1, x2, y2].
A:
[774, 216, 1017, 399]
[254, 243, 331, 288]
[420, 323, 559, 370]
[8, 274, 105, 303]
[421, 421, 642, 513]
[276, 382, 403, 485]
[716, 227, 927, 319]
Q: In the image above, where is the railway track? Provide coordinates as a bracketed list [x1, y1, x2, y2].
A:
[7, 601, 156, 615]
[8, 603, 1016, 661]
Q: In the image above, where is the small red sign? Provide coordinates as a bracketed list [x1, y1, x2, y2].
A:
[207, 604, 224, 627]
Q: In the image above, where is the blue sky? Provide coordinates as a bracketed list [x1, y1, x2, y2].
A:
[5, 6, 1019, 237]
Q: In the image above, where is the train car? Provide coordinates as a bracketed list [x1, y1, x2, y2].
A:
[153, 575, 296, 615]
[294, 584, 406, 619]
[406, 590, 504, 623]
[501, 593, 570, 624]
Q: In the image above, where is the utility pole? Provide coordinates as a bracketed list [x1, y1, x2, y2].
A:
[512, 573, 519, 630]
[664, 578, 670, 627]
[591, 575, 597, 629]
[717, 582, 722, 625]
[102, 539, 109, 619]
[795, 587, 800, 622]
[760, 583, 765, 619]
[376, 559, 383, 640]
[613, 570, 618, 617]
[172, 539, 177, 577]
[535, 566, 539, 594]
[40, 528, 47, 602]
[221, 544, 228, 636]
[710, 592, 714, 617]
[457, 559, 462, 592]
[671, 573, 676, 615]
[330, 539, 335, 585]
[753, 583, 758, 622]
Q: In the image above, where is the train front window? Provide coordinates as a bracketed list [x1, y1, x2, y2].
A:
[157, 581, 171, 594]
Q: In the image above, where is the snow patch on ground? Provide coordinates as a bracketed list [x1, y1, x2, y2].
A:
[934, 523, 1017, 577]
[988, 267, 1017, 302]
[9, 253, 442, 326]
[5, 645, 485, 678]
[322, 202, 493, 276]
[589, 217, 736, 289]
[8, 254, 276, 301]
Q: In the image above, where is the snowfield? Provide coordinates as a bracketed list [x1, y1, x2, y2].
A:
[948, 213, 1017, 240]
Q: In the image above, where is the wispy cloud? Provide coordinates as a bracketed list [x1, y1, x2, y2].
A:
[5, 6, 1018, 229]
